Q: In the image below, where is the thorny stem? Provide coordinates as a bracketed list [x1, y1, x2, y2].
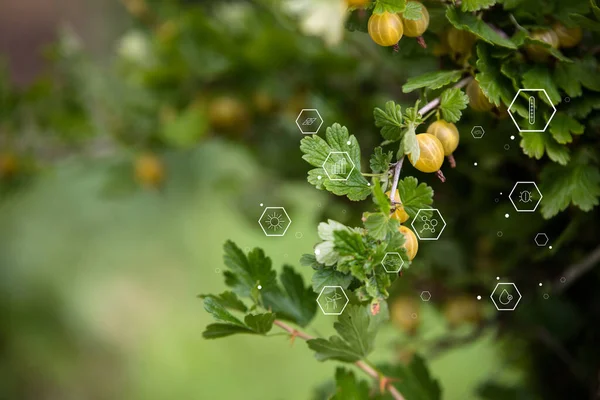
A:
[273, 319, 406, 400]
[388, 157, 405, 204]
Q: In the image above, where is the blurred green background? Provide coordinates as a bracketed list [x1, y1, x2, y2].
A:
[1, 0, 598, 399]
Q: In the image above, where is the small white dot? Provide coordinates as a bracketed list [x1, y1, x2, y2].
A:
[477, 295, 482, 300]
[367, 183, 371, 186]
[474, 162, 478, 166]
[549, 246, 553, 249]
[496, 277, 500, 280]
[510, 135, 515, 140]
[500, 192, 503, 195]
[346, 140, 351, 145]
[317, 175, 322, 180]
[260, 203, 263, 207]
[257, 285, 262, 290]
[539, 283, 542, 287]
[315, 249, 320, 255]
[505, 213, 509, 218]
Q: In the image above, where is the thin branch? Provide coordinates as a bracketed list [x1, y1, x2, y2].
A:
[273, 319, 406, 400]
[417, 77, 472, 116]
[388, 157, 404, 204]
[555, 244, 600, 292]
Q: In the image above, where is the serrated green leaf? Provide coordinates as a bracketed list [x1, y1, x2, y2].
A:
[372, 178, 391, 215]
[396, 176, 434, 217]
[198, 291, 247, 313]
[334, 305, 374, 358]
[364, 212, 390, 240]
[461, 0, 497, 11]
[202, 323, 254, 339]
[566, 94, 600, 118]
[300, 253, 323, 270]
[374, 101, 404, 141]
[446, 8, 517, 49]
[318, 219, 351, 241]
[522, 66, 561, 105]
[373, 0, 406, 14]
[381, 354, 442, 400]
[402, 70, 463, 93]
[203, 297, 246, 326]
[402, 1, 424, 20]
[334, 230, 367, 256]
[332, 368, 370, 400]
[243, 313, 275, 334]
[315, 240, 339, 266]
[370, 147, 393, 173]
[307, 337, 362, 363]
[440, 88, 469, 123]
[516, 35, 572, 63]
[520, 131, 570, 165]
[312, 268, 354, 292]
[223, 241, 278, 297]
[401, 123, 420, 160]
[539, 151, 600, 218]
[475, 43, 515, 107]
[549, 113, 584, 144]
[554, 63, 583, 98]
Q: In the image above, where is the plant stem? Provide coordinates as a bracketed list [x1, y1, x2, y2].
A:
[417, 76, 472, 116]
[362, 172, 386, 177]
[388, 157, 404, 204]
[273, 319, 406, 400]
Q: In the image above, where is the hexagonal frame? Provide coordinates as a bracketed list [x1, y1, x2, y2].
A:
[322, 151, 355, 181]
[381, 252, 404, 273]
[258, 206, 292, 237]
[295, 109, 323, 135]
[420, 291, 431, 302]
[490, 282, 522, 311]
[535, 233, 549, 247]
[411, 208, 447, 241]
[509, 181, 543, 213]
[316, 285, 349, 316]
[471, 126, 485, 139]
[507, 89, 557, 133]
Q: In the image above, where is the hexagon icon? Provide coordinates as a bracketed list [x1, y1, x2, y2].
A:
[258, 207, 291, 237]
[535, 233, 549, 247]
[411, 208, 446, 240]
[322, 151, 355, 181]
[296, 109, 323, 135]
[420, 291, 431, 302]
[382, 252, 404, 273]
[471, 126, 485, 139]
[508, 89, 557, 132]
[509, 181, 543, 212]
[317, 286, 349, 316]
[490, 282, 522, 311]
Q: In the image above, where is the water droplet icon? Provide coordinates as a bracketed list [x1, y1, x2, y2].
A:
[499, 289, 513, 305]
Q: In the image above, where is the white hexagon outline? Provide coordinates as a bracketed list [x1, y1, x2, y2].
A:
[490, 282, 522, 311]
[534, 233, 549, 247]
[381, 252, 404, 273]
[507, 89, 557, 133]
[471, 125, 485, 139]
[316, 285, 349, 316]
[420, 291, 431, 302]
[509, 181, 543, 213]
[322, 151, 355, 181]
[258, 206, 292, 237]
[295, 108, 324, 135]
[411, 208, 447, 241]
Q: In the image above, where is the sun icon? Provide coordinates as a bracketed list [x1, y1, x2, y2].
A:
[519, 190, 532, 203]
[265, 212, 285, 230]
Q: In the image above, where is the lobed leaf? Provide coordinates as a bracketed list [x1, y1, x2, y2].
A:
[369, 147, 393, 173]
[402, 1, 424, 20]
[374, 101, 404, 141]
[446, 8, 517, 49]
[549, 113, 584, 144]
[440, 88, 469, 123]
[396, 176, 434, 218]
[402, 70, 463, 93]
[373, 0, 407, 14]
[331, 368, 370, 400]
[461, 0, 497, 11]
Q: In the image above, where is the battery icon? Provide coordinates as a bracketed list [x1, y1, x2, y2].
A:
[528, 96, 536, 125]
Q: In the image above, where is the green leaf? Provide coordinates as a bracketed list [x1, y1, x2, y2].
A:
[331, 368, 370, 400]
[520, 132, 570, 165]
[475, 43, 515, 107]
[311, 268, 354, 292]
[373, 0, 406, 14]
[370, 147, 393, 173]
[592, 0, 600, 20]
[160, 105, 208, 148]
[203, 297, 246, 326]
[300, 124, 371, 201]
[440, 88, 469, 123]
[397, 176, 434, 218]
[222, 241, 278, 297]
[568, 14, 600, 32]
[549, 113, 584, 144]
[364, 212, 390, 240]
[244, 313, 276, 334]
[374, 101, 404, 141]
[263, 266, 317, 327]
[566, 94, 600, 119]
[461, 0, 497, 11]
[334, 230, 367, 256]
[318, 219, 352, 241]
[515, 35, 572, 63]
[554, 62, 583, 98]
[372, 177, 391, 215]
[540, 151, 600, 218]
[198, 291, 248, 313]
[381, 354, 442, 400]
[401, 122, 420, 161]
[402, 70, 463, 93]
[522, 66, 561, 105]
[402, 1, 424, 20]
[306, 337, 362, 363]
[300, 253, 323, 270]
[202, 323, 254, 339]
[446, 8, 517, 49]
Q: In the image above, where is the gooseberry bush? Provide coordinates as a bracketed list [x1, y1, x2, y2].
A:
[199, 0, 600, 398]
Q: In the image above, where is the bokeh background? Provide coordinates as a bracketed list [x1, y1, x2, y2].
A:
[1, 1, 599, 399]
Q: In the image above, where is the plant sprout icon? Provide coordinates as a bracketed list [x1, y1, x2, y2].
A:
[519, 190, 533, 203]
[499, 289, 514, 305]
[325, 292, 343, 310]
[420, 215, 438, 234]
[265, 211, 285, 231]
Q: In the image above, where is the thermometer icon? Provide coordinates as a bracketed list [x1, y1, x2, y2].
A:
[528, 96, 536, 125]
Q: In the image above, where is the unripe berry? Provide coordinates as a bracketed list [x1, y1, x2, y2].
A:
[426, 120, 459, 156]
[525, 29, 559, 62]
[387, 190, 410, 223]
[401, 1, 429, 38]
[552, 22, 583, 48]
[467, 79, 493, 112]
[447, 27, 476, 55]
[398, 225, 419, 260]
[408, 133, 445, 173]
[368, 12, 404, 47]
[135, 153, 164, 188]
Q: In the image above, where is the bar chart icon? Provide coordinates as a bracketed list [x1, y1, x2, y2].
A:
[331, 159, 347, 175]
[322, 151, 355, 181]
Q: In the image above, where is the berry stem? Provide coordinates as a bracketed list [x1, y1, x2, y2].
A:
[436, 169, 446, 182]
[447, 154, 456, 168]
[417, 36, 427, 48]
[389, 157, 404, 204]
